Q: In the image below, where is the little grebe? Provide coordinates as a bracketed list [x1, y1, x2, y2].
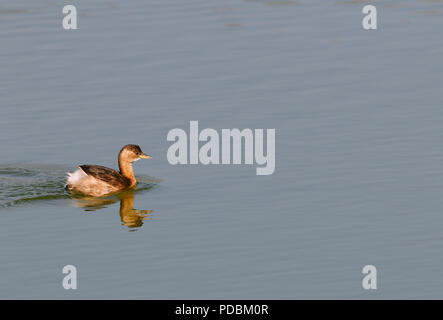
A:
[66, 144, 152, 197]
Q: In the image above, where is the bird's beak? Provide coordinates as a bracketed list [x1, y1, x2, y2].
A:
[140, 153, 152, 159]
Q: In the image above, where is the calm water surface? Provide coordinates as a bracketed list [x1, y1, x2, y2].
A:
[1, 0, 443, 298]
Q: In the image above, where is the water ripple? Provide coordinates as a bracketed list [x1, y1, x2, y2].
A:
[0, 164, 159, 209]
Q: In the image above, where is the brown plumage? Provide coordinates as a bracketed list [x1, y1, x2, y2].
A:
[79, 165, 132, 190]
[66, 144, 152, 197]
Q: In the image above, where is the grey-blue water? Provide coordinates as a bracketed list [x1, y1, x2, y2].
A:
[0, 0, 442, 299]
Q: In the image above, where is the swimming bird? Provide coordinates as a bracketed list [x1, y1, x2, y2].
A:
[66, 144, 152, 197]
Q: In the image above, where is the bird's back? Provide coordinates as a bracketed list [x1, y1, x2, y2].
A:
[66, 165, 131, 196]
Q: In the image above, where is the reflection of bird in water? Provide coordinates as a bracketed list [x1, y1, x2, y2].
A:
[70, 190, 152, 230]
[119, 192, 152, 229]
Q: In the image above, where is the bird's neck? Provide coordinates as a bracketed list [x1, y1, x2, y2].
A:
[118, 159, 136, 186]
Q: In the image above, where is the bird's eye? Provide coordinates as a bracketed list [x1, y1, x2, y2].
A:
[135, 152, 140, 155]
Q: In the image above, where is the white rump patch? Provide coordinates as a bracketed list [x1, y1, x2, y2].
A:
[66, 167, 88, 184]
